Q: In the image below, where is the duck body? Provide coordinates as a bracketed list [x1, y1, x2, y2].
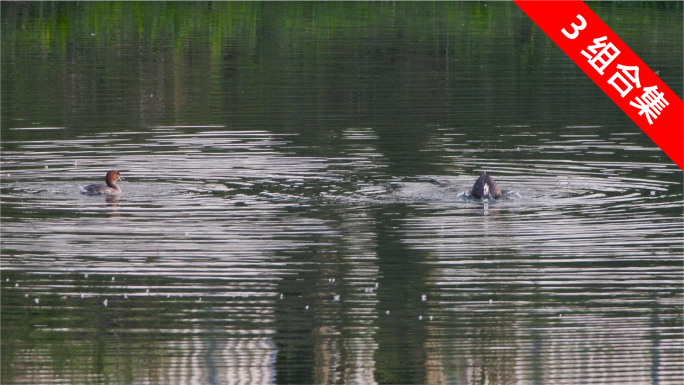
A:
[471, 171, 501, 199]
[81, 170, 122, 196]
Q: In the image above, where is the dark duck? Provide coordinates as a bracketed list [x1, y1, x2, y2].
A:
[471, 171, 501, 199]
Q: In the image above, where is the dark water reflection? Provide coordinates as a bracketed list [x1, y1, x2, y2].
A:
[2, 2, 682, 385]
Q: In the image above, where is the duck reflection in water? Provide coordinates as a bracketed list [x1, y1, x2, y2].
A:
[471, 171, 501, 199]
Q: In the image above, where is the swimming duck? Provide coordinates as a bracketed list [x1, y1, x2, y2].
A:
[471, 171, 501, 199]
[81, 170, 122, 196]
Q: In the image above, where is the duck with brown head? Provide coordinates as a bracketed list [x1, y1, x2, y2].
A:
[471, 171, 501, 199]
[80, 170, 122, 196]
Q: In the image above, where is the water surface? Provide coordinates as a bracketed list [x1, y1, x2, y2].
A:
[2, 2, 682, 384]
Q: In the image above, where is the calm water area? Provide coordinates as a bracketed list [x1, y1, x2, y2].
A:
[1, 2, 683, 384]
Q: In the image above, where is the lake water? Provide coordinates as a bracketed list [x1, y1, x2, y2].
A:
[1, 2, 682, 384]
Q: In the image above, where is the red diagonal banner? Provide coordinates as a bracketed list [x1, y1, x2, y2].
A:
[514, 0, 683, 170]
